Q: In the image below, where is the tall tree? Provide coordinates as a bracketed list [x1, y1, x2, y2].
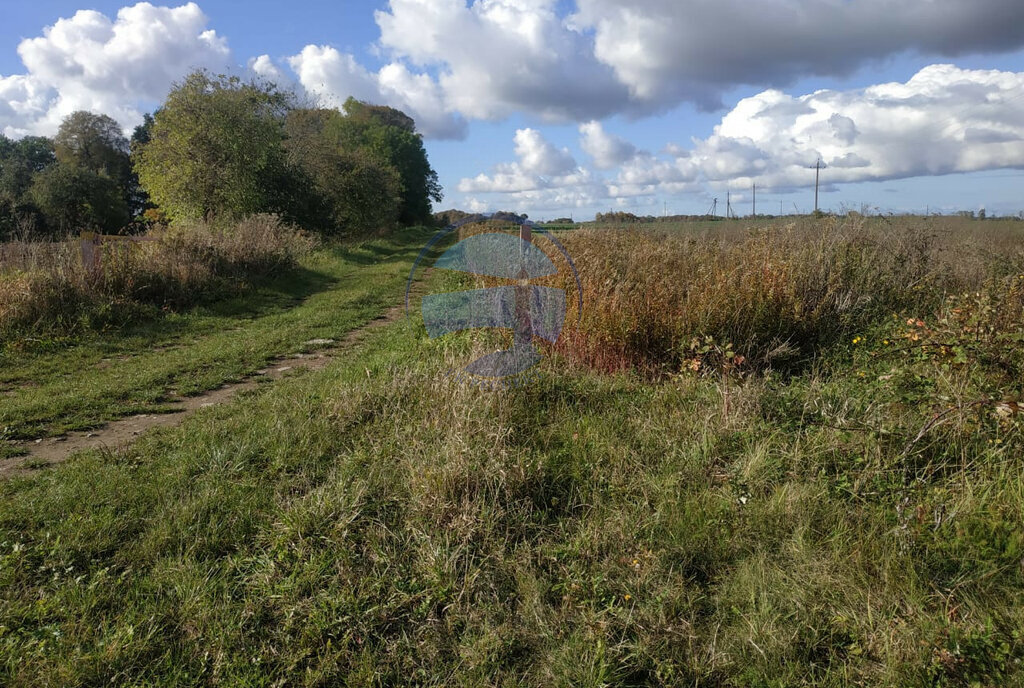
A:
[52, 111, 151, 224]
[337, 97, 443, 225]
[127, 112, 157, 218]
[283, 108, 401, 234]
[54, 111, 131, 181]
[133, 71, 292, 223]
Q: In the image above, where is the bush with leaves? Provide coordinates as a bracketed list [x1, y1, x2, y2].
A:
[134, 72, 293, 223]
[283, 108, 402, 235]
[28, 164, 129, 235]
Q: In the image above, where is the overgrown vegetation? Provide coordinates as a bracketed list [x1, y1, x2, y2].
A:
[544, 216, 1024, 376]
[1, 216, 1023, 685]
[0, 214, 312, 343]
[0, 225, 434, 448]
[3, 217, 1024, 684]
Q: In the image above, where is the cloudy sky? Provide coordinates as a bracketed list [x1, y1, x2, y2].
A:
[3, 1, 1024, 219]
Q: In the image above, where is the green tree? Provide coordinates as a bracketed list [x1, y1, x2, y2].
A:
[29, 164, 128, 235]
[133, 71, 292, 223]
[127, 113, 157, 219]
[337, 97, 443, 225]
[130, 112, 156, 150]
[0, 134, 56, 238]
[52, 111, 157, 222]
[343, 99, 417, 133]
[54, 111, 131, 181]
[283, 108, 401, 234]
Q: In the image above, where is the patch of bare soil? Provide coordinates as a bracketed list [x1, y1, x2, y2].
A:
[0, 295, 415, 478]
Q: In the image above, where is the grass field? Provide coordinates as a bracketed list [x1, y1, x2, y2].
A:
[0, 217, 1022, 686]
[0, 226, 434, 454]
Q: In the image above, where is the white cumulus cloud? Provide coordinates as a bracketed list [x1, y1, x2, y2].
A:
[680, 64, 1024, 190]
[579, 120, 636, 169]
[375, 0, 628, 122]
[283, 45, 467, 138]
[286, 45, 380, 108]
[514, 128, 576, 176]
[458, 127, 587, 193]
[456, 64, 1024, 214]
[1, 2, 231, 137]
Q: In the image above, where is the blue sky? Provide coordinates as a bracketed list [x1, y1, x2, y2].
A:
[2, 1, 1024, 220]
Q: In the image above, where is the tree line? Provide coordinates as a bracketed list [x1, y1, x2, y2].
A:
[0, 70, 442, 240]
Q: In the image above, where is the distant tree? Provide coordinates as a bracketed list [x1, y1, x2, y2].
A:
[54, 111, 131, 180]
[433, 208, 478, 227]
[29, 164, 128, 235]
[0, 135, 56, 176]
[594, 211, 642, 224]
[127, 113, 157, 219]
[491, 210, 528, 223]
[0, 134, 56, 238]
[131, 113, 155, 150]
[134, 71, 292, 223]
[52, 111, 156, 225]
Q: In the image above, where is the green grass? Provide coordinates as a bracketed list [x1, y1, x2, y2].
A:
[0, 221, 1022, 685]
[0, 226, 436, 450]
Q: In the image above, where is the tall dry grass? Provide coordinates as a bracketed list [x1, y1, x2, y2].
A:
[539, 216, 1024, 375]
[0, 214, 314, 341]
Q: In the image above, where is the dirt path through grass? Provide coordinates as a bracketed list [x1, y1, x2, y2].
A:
[0, 295, 415, 477]
[0, 226, 439, 471]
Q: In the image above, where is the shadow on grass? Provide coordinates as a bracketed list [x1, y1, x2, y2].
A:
[332, 234, 438, 266]
[1, 226, 443, 363]
[92, 264, 341, 349]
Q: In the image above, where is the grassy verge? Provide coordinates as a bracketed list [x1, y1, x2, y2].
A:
[0, 215, 313, 343]
[0, 251, 1022, 686]
[0, 225, 436, 451]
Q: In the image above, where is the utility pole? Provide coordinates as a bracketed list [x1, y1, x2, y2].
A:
[711, 197, 718, 217]
[514, 223, 532, 351]
[809, 157, 827, 214]
[727, 192, 731, 219]
[752, 183, 756, 217]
